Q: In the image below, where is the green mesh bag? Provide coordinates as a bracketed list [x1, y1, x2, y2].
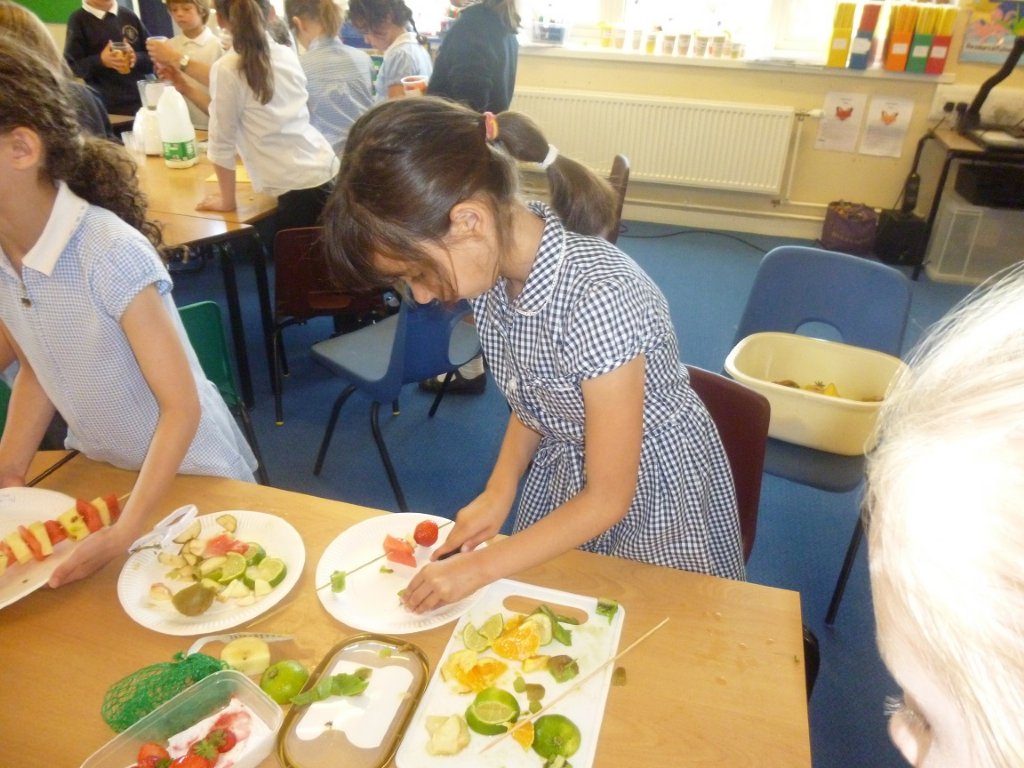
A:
[101, 652, 228, 733]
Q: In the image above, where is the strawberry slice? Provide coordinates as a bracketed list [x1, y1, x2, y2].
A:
[383, 534, 417, 568]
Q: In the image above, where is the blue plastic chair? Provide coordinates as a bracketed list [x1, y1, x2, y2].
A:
[733, 245, 912, 625]
[311, 297, 482, 512]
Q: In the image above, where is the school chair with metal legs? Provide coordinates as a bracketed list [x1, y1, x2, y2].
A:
[686, 365, 820, 698]
[731, 245, 911, 626]
[311, 297, 482, 512]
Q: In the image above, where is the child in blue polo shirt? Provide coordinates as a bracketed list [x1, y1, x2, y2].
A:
[0, 39, 257, 587]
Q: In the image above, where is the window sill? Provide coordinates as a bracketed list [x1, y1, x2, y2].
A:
[518, 42, 956, 84]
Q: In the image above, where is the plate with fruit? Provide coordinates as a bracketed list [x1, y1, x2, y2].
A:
[0, 487, 115, 609]
[117, 510, 305, 636]
[315, 512, 484, 635]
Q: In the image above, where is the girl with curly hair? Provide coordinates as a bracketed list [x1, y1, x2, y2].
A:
[0, 37, 257, 587]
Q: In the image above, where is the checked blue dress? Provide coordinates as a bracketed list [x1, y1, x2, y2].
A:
[471, 204, 745, 580]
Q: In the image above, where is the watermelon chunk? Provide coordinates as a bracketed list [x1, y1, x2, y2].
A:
[383, 534, 417, 568]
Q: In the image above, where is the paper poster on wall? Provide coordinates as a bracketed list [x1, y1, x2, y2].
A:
[814, 92, 867, 153]
[858, 96, 914, 158]
[960, 1, 1024, 64]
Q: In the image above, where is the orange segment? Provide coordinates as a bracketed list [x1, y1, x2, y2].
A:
[491, 618, 542, 661]
[454, 659, 509, 692]
[510, 718, 535, 749]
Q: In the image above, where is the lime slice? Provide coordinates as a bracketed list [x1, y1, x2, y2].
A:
[465, 687, 520, 736]
[242, 542, 266, 565]
[216, 551, 247, 584]
[479, 613, 504, 642]
[462, 622, 490, 652]
[244, 556, 286, 589]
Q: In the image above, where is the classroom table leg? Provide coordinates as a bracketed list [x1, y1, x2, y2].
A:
[216, 241, 255, 408]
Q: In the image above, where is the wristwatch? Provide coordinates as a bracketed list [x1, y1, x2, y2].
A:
[178, 53, 191, 71]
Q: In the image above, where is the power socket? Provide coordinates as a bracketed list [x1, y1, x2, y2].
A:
[930, 84, 1024, 125]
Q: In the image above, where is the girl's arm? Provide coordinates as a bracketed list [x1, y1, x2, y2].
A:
[196, 162, 237, 212]
[48, 286, 201, 587]
[432, 411, 542, 558]
[403, 355, 646, 612]
[0, 326, 58, 488]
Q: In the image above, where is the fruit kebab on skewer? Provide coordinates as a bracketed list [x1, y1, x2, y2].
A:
[0, 494, 124, 575]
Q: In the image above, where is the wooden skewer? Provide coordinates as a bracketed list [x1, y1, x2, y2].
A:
[315, 519, 454, 591]
[480, 616, 671, 754]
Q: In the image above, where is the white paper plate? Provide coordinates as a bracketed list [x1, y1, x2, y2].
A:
[316, 512, 483, 634]
[0, 487, 76, 610]
[395, 579, 626, 768]
[118, 510, 304, 636]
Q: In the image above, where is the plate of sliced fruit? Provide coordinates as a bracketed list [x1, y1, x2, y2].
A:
[316, 512, 484, 635]
[0, 487, 118, 609]
[117, 510, 305, 636]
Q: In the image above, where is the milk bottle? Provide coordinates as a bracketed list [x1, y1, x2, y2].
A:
[156, 87, 197, 168]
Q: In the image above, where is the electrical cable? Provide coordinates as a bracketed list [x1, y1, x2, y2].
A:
[619, 224, 769, 254]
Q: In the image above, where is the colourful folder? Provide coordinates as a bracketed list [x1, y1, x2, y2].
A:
[827, 3, 856, 68]
[884, 4, 918, 72]
[925, 8, 958, 75]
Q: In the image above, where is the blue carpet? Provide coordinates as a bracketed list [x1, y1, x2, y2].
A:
[171, 219, 973, 768]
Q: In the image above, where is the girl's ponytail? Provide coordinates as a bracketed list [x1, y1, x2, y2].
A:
[215, 0, 274, 104]
[494, 111, 617, 239]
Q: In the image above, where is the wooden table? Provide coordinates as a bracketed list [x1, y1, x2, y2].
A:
[136, 149, 278, 408]
[0, 452, 812, 767]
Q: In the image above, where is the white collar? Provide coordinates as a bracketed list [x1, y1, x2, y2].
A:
[385, 30, 420, 55]
[181, 26, 217, 47]
[23, 182, 89, 277]
[81, 1, 117, 20]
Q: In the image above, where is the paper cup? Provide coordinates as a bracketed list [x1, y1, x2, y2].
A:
[401, 75, 427, 97]
[692, 34, 711, 57]
[662, 33, 677, 55]
[612, 26, 626, 49]
[677, 33, 692, 56]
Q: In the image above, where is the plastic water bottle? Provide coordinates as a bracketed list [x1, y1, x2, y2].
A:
[156, 87, 197, 168]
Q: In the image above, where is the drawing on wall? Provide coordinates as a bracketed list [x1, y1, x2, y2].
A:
[960, 1, 1024, 64]
[859, 96, 914, 158]
[815, 92, 868, 153]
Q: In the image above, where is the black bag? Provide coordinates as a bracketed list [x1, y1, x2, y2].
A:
[820, 201, 878, 256]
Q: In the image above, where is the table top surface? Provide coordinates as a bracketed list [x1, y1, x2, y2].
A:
[150, 211, 252, 250]
[0, 453, 811, 767]
[136, 147, 278, 226]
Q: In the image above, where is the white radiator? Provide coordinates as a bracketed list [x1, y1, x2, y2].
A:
[509, 88, 796, 195]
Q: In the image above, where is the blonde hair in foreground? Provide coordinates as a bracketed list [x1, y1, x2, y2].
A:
[866, 263, 1024, 766]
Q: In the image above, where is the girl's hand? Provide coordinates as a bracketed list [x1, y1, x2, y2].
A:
[48, 524, 132, 588]
[196, 193, 235, 212]
[146, 38, 179, 68]
[402, 548, 489, 613]
[432, 488, 511, 560]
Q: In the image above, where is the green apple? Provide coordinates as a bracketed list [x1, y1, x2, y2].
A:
[57, 508, 89, 542]
[221, 636, 272, 677]
[260, 659, 309, 704]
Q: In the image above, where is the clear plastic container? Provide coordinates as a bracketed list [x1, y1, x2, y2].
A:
[277, 634, 428, 768]
[81, 670, 282, 768]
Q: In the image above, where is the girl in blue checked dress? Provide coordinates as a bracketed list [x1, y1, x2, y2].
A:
[0, 40, 257, 587]
[322, 98, 745, 612]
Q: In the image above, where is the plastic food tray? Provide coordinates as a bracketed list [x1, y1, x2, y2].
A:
[81, 670, 282, 768]
[277, 634, 429, 768]
[725, 332, 906, 456]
